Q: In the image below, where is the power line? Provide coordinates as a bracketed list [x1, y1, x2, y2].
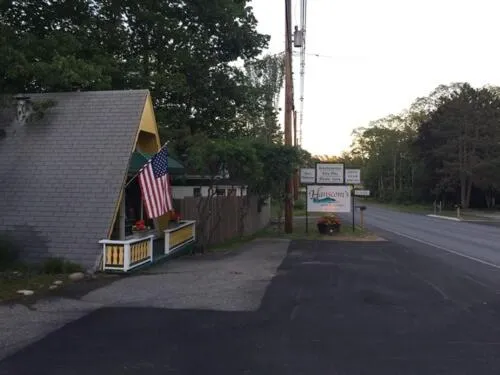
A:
[298, 0, 307, 147]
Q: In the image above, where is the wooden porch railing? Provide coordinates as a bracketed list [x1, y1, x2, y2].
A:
[99, 235, 154, 272]
[99, 220, 196, 272]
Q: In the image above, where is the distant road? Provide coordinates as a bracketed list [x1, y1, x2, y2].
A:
[346, 205, 500, 271]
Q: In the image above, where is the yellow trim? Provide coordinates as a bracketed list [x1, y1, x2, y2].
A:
[130, 239, 150, 264]
[105, 245, 125, 266]
[136, 93, 170, 231]
[138, 94, 161, 147]
[107, 92, 164, 239]
[169, 224, 195, 249]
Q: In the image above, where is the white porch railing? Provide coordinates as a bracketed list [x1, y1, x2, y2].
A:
[164, 220, 196, 254]
[99, 220, 196, 272]
[99, 235, 154, 272]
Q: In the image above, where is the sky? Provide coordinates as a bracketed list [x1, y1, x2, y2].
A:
[249, 0, 500, 156]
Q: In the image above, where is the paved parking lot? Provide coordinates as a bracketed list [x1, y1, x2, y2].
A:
[2, 238, 500, 374]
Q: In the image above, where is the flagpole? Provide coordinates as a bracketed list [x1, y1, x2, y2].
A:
[124, 143, 169, 189]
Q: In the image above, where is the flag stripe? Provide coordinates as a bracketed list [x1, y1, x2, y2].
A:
[146, 165, 161, 216]
[138, 145, 174, 219]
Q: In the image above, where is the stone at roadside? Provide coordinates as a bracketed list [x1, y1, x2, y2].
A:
[53, 280, 63, 286]
[49, 285, 58, 290]
[68, 272, 85, 282]
[16, 290, 34, 296]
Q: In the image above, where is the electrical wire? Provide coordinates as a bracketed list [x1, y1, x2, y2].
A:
[298, 0, 307, 146]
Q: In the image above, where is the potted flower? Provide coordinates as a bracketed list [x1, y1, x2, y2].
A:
[317, 214, 341, 235]
[132, 220, 150, 232]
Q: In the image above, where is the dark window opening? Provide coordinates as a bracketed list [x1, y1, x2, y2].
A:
[111, 177, 155, 240]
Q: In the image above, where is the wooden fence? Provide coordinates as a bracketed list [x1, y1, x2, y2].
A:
[173, 196, 271, 248]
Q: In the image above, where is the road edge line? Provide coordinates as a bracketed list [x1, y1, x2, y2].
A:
[384, 229, 500, 270]
[427, 214, 462, 221]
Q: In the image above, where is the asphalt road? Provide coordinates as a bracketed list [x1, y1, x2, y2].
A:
[3, 210, 500, 374]
[349, 205, 500, 270]
[2, 236, 500, 374]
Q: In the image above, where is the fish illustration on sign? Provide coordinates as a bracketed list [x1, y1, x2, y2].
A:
[312, 196, 336, 204]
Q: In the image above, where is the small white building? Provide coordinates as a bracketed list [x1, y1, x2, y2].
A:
[171, 185, 247, 199]
[171, 174, 248, 199]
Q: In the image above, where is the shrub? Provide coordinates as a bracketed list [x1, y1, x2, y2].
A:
[41, 257, 83, 274]
[294, 199, 306, 210]
[0, 233, 21, 271]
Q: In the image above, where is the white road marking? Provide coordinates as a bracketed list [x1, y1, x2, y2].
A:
[427, 214, 462, 221]
[382, 228, 500, 270]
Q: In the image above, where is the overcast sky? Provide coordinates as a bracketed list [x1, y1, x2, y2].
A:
[249, 0, 500, 156]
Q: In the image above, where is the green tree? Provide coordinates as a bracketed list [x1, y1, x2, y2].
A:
[0, 0, 270, 151]
[242, 53, 285, 143]
[185, 137, 306, 246]
[350, 82, 500, 209]
[416, 84, 500, 208]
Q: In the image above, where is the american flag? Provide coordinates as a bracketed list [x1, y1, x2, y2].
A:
[138, 146, 174, 219]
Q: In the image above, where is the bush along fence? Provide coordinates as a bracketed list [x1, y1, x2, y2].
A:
[174, 195, 271, 251]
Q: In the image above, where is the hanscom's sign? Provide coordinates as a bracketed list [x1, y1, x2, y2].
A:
[307, 185, 351, 213]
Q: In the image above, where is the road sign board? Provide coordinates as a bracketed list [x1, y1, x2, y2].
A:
[300, 168, 316, 184]
[307, 185, 351, 213]
[316, 163, 344, 184]
[345, 169, 361, 184]
[354, 190, 370, 196]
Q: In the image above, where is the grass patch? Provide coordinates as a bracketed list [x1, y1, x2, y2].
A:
[0, 271, 63, 302]
[205, 212, 380, 254]
[0, 257, 84, 303]
[207, 232, 263, 253]
[260, 218, 379, 241]
[293, 209, 306, 216]
[366, 200, 433, 214]
[0, 267, 70, 302]
[270, 200, 308, 218]
[41, 257, 83, 274]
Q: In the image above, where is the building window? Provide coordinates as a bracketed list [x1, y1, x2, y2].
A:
[193, 187, 201, 197]
[227, 188, 237, 197]
[216, 188, 225, 196]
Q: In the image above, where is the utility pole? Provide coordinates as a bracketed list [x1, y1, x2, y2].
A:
[284, 0, 293, 233]
[293, 110, 299, 201]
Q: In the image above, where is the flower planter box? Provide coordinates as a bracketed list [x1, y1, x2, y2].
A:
[317, 222, 341, 235]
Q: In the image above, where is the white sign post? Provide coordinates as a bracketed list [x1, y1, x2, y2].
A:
[345, 169, 361, 185]
[354, 190, 370, 197]
[316, 163, 345, 184]
[300, 168, 316, 184]
[307, 185, 352, 213]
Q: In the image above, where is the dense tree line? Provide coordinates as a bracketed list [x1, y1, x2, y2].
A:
[350, 82, 500, 209]
[1, 0, 310, 203]
[0, 0, 290, 154]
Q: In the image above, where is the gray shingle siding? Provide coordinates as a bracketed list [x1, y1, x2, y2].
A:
[0, 90, 149, 269]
